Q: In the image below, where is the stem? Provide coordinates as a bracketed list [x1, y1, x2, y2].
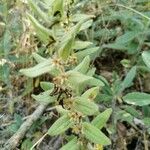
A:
[143, 131, 148, 150]
[116, 4, 150, 21]
[30, 132, 48, 150]
[3, 103, 48, 150]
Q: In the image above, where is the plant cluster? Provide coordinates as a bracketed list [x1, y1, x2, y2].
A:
[1, 0, 150, 149]
[20, 0, 112, 149]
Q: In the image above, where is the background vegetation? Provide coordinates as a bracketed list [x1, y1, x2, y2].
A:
[0, 0, 150, 149]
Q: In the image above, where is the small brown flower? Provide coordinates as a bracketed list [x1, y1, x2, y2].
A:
[72, 124, 82, 135]
[53, 73, 68, 85]
[52, 57, 64, 71]
[69, 111, 83, 123]
[67, 55, 77, 65]
[63, 98, 74, 109]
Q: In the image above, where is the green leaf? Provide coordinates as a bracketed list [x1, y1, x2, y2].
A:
[120, 66, 136, 93]
[82, 87, 99, 100]
[143, 118, 150, 127]
[8, 114, 23, 133]
[28, 0, 48, 22]
[87, 67, 96, 77]
[73, 97, 99, 116]
[87, 77, 104, 87]
[0, 63, 10, 85]
[32, 52, 47, 63]
[123, 106, 141, 118]
[116, 31, 139, 44]
[21, 139, 33, 150]
[60, 137, 79, 150]
[58, 20, 84, 60]
[142, 106, 150, 117]
[142, 51, 150, 69]
[82, 122, 111, 145]
[123, 92, 150, 106]
[40, 82, 54, 91]
[21, 78, 33, 96]
[2, 29, 12, 55]
[73, 56, 90, 74]
[48, 115, 73, 136]
[52, 0, 64, 17]
[80, 19, 93, 31]
[20, 59, 57, 78]
[94, 75, 109, 86]
[102, 43, 127, 51]
[73, 41, 92, 50]
[97, 94, 113, 102]
[92, 108, 112, 129]
[67, 71, 104, 94]
[56, 105, 69, 115]
[116, 110, 133, 124]
[32, 90, 56, 104]
[27, 13, 54, 43]
[126, 42, 139, 54]
[76, 47, 100, 61]
[120, 59, 131, 68]
[67, 71, 93, 94]
[0, 22, 5, 36]
[58, 35, 74, 60]
[67, 71, 92, 85]
[72, 14, 94, 22]
[135, 0, 149, 4]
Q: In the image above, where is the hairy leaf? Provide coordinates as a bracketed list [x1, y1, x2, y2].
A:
[32, 90, 56, 104]
[73, 41, 92, 50]
[120, 66, 136, 93]
[76, 47, 100, 61]
[82, 122, 111, 145]
[82, 87, 99, 100]
[73, 56, 90, 74]
[28, 0, 48, 22]
[20, 59, 56, 78]
[40, 82, 54, 91]
[142, 51, 150, 70]
[92, 108, 112, 129]
[73, 97, 99, 116]
[123, 92, 150, 106]
[60, 137, 79, 150]
[27, 14, 54, 43]
[48, 115, 73, 136]
[116, 31, 139, 44]
[32, 53, 47, 63]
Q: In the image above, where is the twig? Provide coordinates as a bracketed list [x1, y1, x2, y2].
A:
[3, 103, 48, 150]
[138, 75, 144, 92]
[110, 96, 117, 148]
[30, 132, 48, 150]
[0, 114, 4, 119]
[45, 106, 56, 112]
[116, 4, 150, 21]
[143, 131, 148, 150]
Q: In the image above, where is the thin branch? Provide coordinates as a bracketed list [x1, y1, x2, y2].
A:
[143, 131, 149, 150]
[3, 103, 48, 150]
[30, 132, 48, 150]
[116, 4, 150, 21]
